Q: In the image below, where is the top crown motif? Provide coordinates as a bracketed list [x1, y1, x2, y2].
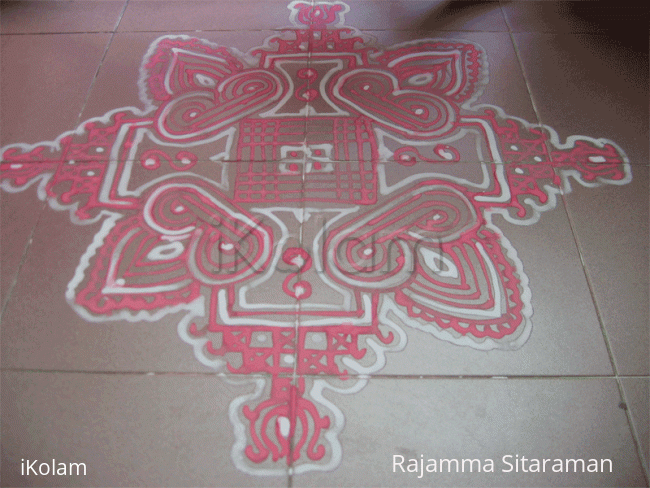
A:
[289, 1, 349, 28]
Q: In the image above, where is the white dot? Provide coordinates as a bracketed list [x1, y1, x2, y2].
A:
[589, 155, 607, 163]
[514, 168, 524, 174]
[363, 248, 373, 256]
[174, 205, 185, 212]
[363, 85, 370, 91]
[96, 147, 105, 153]
[284, 354, 294, 364]
[510, 145, 518, 151]
[180, 158, 191, 165]
[195, 74, 216, 87]
[189, 111, 198, 118]
[432, 214, 441, 220]
[115, 278, 126, 286]
[414, 108, 424, 115]
[87, 171, 95, 176]
[144, 158, 156, 167]
[408, 73, 433, 86]
[400, 154, 410, 161]
[68, 160, 75, 165]
[9, 163, 22, 169]
[278, 417, 291, 438]
[534, 156, 542, 162]
[220, 242, 234, 251]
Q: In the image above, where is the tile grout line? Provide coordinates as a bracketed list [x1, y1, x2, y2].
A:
[505, 27, 545, 130]
[288, 3, 316, 483]
[0, 28, 512, 35]
[2, 28, 558, 36]
[288, 111, 308, 487]
[558, 179, 649, 486]
[0, 199, 48, 319]
[3, 367, 649, 380]
[506, 15, 647, 481]
[0, 31, 117, 36]
[0, 0, 133, 365]
[556, 181, 621, 375]
[1, 7, 123, 334]
[74, 0, 130, 127]
[4, 28, 553, 38]
[495, 0, 511, 35]
[2, 3, 132, 325]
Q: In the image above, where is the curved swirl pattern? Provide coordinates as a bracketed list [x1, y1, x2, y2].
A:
[332, 69, 456, 137]
[325, 183, 478, 290]
[157, 70, 284, 141]
[144, 183, 272, 285]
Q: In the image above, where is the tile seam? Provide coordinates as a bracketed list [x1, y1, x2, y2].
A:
[506, 31, 544, 128]
[0, 199, 47, 319]
[558, 178, 649, 486]
[4, 367, 649, 380]
[74, 0, 130, 126]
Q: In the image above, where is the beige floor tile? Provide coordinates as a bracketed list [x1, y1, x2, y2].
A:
[621, 377, 650, 478]
[0, 0, 127, 34]
[340, 0, 508, 32]
[119, 0, 299, 32]
[1, 34, 111, 146]
[0, 202, 211, 372]
[500, 1, 648, 33]
[0, 371, 290, 487]
[512, 32, 648, 163]
[562, 165, 649, 375]
[293, 377, 646, 487]
[0, 190, 43, 305]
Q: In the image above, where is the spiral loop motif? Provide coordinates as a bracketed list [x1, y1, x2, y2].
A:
[158, 70, 282, 141]
[325, 184, 477, 290]
[144, 183, 271, 285]
[333, 70, 456, 137]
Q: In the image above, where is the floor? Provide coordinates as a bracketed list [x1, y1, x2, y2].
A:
[0, 1, 648, 487]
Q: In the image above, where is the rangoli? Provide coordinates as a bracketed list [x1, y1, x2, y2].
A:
[0, 1, 631, 476]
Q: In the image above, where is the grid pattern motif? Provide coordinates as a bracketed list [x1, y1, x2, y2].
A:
[323, 116, 376, 162]
[235, 117, 378, 203]
[237, 118, 305, 161]
[303, 161, 376, 204]
[234, 161, 304, 202]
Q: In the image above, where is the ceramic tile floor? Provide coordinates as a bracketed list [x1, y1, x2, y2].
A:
[0, 1, 648, 487]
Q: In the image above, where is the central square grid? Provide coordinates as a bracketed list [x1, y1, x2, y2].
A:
[235, 117, 378, 203]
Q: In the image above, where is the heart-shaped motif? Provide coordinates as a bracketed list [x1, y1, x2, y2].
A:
[157, 70, 284, 142]
[332, 69, 456, 138]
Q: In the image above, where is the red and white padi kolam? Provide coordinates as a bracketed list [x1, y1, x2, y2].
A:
[0, 0, 632, 476]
